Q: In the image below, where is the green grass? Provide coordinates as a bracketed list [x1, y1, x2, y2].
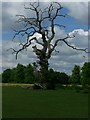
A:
[2, 86, 88, 118]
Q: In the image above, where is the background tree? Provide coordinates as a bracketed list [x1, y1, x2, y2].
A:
[70, 65, 81, 84]
[15, 64, 25, 83]
[10, 2, 88, 89]
[24, 64, 35, 83]
[48, 70, 69, 89]
[47, 69, 56, 89]
[10, 68, 17, 83]
[58, 72, 69, 84]
[81, 62, 90, 86]
[2, 69, 12, 83]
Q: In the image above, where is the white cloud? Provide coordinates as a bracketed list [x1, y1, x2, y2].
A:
[49, 28, 88, 74]
[69, 29, 88, 48]
[62, 2, 88, 24]
[1, 2, 88, 31]
[2, 28, 88, 74]
[2, 40, 35, 69]
[2, 2, 27, 31]
[1, 2, 89, 74]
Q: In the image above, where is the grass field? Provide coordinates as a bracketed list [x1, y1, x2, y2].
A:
[2, 86, 88, 118]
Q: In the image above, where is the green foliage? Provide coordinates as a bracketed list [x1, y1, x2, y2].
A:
[47, 69, 69, 89]
[70, 65, 81, 84]
[2, 62, 90, 89]
[15, 64, 26, 83]
[48, 69, 69, 84]
[10, 68, 17, 82]
[2, 64, 35, 83]
[47, 69, 56, 89]
[24, 64, 35, 83]
[2, 64, 69, 87]
[57, 72, 69, 84]
[80, 62, 90, 86]
[2, 69, 12, 83]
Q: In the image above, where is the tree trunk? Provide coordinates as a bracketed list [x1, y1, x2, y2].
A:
[39, 57, 49, 89]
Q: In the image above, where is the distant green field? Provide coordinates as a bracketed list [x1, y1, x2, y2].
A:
[2, 86, 88, 118]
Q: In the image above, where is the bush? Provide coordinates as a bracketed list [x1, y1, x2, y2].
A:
[82, 89, 88, 94]
[47, 82, 56, 90]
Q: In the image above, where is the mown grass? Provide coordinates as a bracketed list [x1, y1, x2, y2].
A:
[2, 86, 88, 118]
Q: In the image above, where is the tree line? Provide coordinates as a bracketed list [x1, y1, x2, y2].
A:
[1, 62, 90, 87]
[2, 63, 69, 85]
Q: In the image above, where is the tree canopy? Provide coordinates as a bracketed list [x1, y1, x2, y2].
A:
[70, 65, 81, 84]
[2, 62, 89, 89]
[81, 62, 90, 86]
[2, 63, 69, 85]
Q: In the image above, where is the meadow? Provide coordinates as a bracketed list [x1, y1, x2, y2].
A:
[2, 85, 88, 118]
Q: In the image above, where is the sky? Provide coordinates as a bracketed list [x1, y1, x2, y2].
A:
[0, 1, 89, 75]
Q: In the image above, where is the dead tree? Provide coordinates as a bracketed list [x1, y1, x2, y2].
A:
[10, 2, 88, 89]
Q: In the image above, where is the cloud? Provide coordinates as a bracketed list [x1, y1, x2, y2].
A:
[2, 28, 88, 74]
[2, 40, 37, 69]
[62, 2, 88, 24]
[69, 29, 88, 48]
[1, 2, 88, 74]
[2, 2, 27, 31]
[1, 2, 88, 31]
[49, 28, 88, 74]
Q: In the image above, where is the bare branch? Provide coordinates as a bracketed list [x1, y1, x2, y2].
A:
[12, 27, 36, 40]
[11, 2, 88, 63]
[47, 34, 89, 59]
[9, 37, 37, 59]
[52, 2, 63, 20]
[53, 2, 62, 8]
[34, 38, 43, 46]
[54, 34, 88, 53]
[54, 24, 66, 28]
[7, 48, 17, 54]
[16, 15, 39, 28]
[61, 39, 88, 53]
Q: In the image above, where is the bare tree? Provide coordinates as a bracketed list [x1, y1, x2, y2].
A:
[10, 2, 88, 89]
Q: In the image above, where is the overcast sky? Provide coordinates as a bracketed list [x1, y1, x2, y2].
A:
[0, 1, 89, 74]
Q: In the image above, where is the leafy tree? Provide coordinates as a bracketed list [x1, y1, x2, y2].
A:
[70, 65, 81, 84]
[15, 64, 26, 83]
[47, 69, 69, 89]
[81, 62, 90, 86]
[2, 69, 12, 83]
[58, 72, 69, 84]
[24, 64, 35, 83]
[10, 68, 17, 83]
[9, 2, 88, 89]
[47, 69, 56, 89]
